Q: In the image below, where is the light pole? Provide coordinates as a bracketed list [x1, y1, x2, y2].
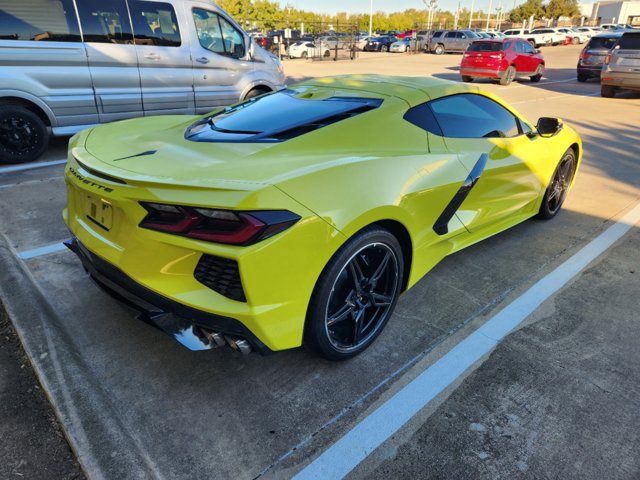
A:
[495, 5, 503, 30]
[469, 0, 475, 29]
[486, 0, 493, 30]
[423, 0, 438, 32]
[369, 0, 373, 37]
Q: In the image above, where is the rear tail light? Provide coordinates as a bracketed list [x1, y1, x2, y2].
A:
[139, 202, 300, 246]
[579, 49, 589, 60]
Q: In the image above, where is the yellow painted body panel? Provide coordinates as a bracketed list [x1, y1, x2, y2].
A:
[63, 76, 582, 351]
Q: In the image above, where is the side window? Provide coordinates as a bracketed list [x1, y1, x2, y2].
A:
[428, 94, 520, 138]
[457, 32, 466, 39]
[403, 103, 443, 136]
[522, 42, 536, 54]
[514, 41, 525, 53]
[128, 1, 181, 46]
[433, 31, 442, 38]
[0, 0, 80, 42]
[192, 8, 245, 58]
[502, 41, 513, 51]
[445, 32, 456, 38]
[75, 0, 133, 44]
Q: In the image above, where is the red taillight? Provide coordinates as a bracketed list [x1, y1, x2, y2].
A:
[579, 49, 590, 60]
[139, 202, 300, 246]
[261, 38, 267, 47]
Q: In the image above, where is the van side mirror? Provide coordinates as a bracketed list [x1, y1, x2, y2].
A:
[247, 38, 255, 59]
[535, 117, 563, 137]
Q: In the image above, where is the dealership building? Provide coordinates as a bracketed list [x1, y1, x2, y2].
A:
[589, 0, 640, 25]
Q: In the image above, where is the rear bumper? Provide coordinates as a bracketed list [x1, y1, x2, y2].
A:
[65, 236, 273, 354]
[460, 67, 504, 79]
[601, 70, 640, 90]
[577, 64, 603, 78]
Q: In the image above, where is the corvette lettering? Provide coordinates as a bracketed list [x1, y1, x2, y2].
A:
[69, 167, 114, 193]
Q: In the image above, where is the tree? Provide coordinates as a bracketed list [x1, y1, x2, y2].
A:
[545, 0, 580, 23]
[509, 0, 545, 23]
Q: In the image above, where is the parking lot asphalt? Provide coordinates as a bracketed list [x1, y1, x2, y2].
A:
[1, 44, 639, 479]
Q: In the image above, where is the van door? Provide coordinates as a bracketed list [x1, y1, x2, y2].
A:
[189, 7, 254, 111]
[75, 0, 143, 123]
[128, 0, 195, 115]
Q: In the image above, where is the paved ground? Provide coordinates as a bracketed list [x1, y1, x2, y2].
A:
[0, 44, 638, 479]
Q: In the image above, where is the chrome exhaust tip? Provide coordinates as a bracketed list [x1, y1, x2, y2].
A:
[224, 335, 252, 355]
[206, 331, 226, 348]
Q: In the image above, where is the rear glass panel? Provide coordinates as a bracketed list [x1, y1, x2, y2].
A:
[186, 90, 383, 143]
[588, 36, 619, 49]
[618, 33, 640, 49]
[468, 41, 502, 52]
[0, 0, 80, 42]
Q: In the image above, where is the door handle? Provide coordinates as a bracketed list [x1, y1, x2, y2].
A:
[144, 53, 160, 60]
[196, 57, 210, 64]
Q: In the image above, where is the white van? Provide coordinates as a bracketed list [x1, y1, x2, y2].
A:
[0, 0, 286, 163]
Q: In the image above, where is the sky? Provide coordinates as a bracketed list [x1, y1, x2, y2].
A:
[279, 0, 522, 15]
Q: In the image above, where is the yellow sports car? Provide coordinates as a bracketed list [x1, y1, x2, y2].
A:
[63, 75, 581, 360]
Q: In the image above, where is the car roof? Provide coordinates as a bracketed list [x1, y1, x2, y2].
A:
[592, 31, 626, 38]
[298, 75, 481, 106]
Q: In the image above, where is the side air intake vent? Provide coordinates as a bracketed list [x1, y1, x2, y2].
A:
[194, 254, 246, 302]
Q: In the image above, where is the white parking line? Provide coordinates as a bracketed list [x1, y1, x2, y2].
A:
[17, 242, 68, 260]
[293, 201, 640, 480]
[0, 158, 66, 174]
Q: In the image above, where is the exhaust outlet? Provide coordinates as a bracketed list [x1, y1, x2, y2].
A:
[206, 331, 226, 348]
[224, 335, 252, 355]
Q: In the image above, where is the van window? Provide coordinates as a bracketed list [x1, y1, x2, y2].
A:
[75, 0, 133, 44]
[192, 9, 245, 58]
[129, 1, 181, 47]
[0, 0, 80, 42]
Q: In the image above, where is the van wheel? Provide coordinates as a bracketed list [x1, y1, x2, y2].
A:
[0, 106, 49, 164]
[244, 88, 269, 100]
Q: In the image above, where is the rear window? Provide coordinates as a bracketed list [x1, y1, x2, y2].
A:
[617, 33, 640, 50]
[185, 90, 383, 143]
[468, 41, 502, 52]
[588, 36, 619, 50]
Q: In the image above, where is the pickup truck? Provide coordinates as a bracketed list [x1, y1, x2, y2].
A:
[502, 29, 551, 47]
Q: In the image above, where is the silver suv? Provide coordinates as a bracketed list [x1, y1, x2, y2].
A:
[601, 31, 640, 97]
[0, 0, 286, 164]
[429, 30, 480, 54]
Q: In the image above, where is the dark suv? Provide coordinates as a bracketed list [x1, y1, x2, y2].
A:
[363, 36, 396, 52]
[601, 31, 640, 97]
[577, 32, 624, 82]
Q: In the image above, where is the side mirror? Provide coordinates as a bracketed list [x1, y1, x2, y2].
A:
[535, 117, 563, 137]
[247, 38, 255, 59]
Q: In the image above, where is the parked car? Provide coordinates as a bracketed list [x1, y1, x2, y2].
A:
[390, 38, 412, 52]
[429, 30, 480, 54]
[316, 35, 346, 49]
[576, 26, 600, 38]
[577, 32, 624, 82]
[531, 28, 566, 46]
[288, 41, 331, 59]
[356, 36, 374, 50]
[601, 31, 640, 97]
[63, 75, 581, 359]
[363, 36, 396, 52]
[0, 0, 285, 164]
[460, 39, 545, 85]
[557, 28, 588, 44]
[502, 29, 550, 48]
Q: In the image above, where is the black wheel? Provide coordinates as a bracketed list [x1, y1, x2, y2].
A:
[0, 105, 49, 164]
[601, 84, 615, 97]
[323, 49, 330, 58]
[304, 227, 404, 360]
[530, 64, 544, 83]
[577, 73, 588, 82]
[461, 75, 474, 83]
[529, 40, 536, 48]
[537, 148, 576, 219]
[434, 44, 445, 55]
[500, 65, 516, 86]
[383, 45, 390, 52]
[243, 87, 269, 100]
[301, 51, 308, 59]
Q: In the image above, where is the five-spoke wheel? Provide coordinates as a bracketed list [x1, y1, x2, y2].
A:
[305, 227, 403, 360]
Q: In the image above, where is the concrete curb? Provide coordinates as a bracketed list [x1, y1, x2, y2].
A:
[0, 233, 162, 480]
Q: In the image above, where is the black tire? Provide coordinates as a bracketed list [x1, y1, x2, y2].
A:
[537, 148, 577, 219]
[461, 75, 474, 83]
[323, 49, 331, 58]
[601, 84, 615, 97]
[244, 87, 269, 100]
[529, 40, 536, 48]
[434, 44, 445, 55]
[301, 51, 308, 59]
[383, 45, 390, 52]
[577, 73, 588, 82]
[304, 227, 404, 361]
[500, 65, 516, 86]
[0, 105, 49, 164]
[530, 64, 544, 83]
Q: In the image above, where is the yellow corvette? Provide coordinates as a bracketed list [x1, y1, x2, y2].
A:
[63, 75, 581, 360]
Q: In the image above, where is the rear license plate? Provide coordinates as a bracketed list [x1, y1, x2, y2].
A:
[85, 195, 113, 231]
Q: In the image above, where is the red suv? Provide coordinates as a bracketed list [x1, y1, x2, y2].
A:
[460, 39, 545, 86]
